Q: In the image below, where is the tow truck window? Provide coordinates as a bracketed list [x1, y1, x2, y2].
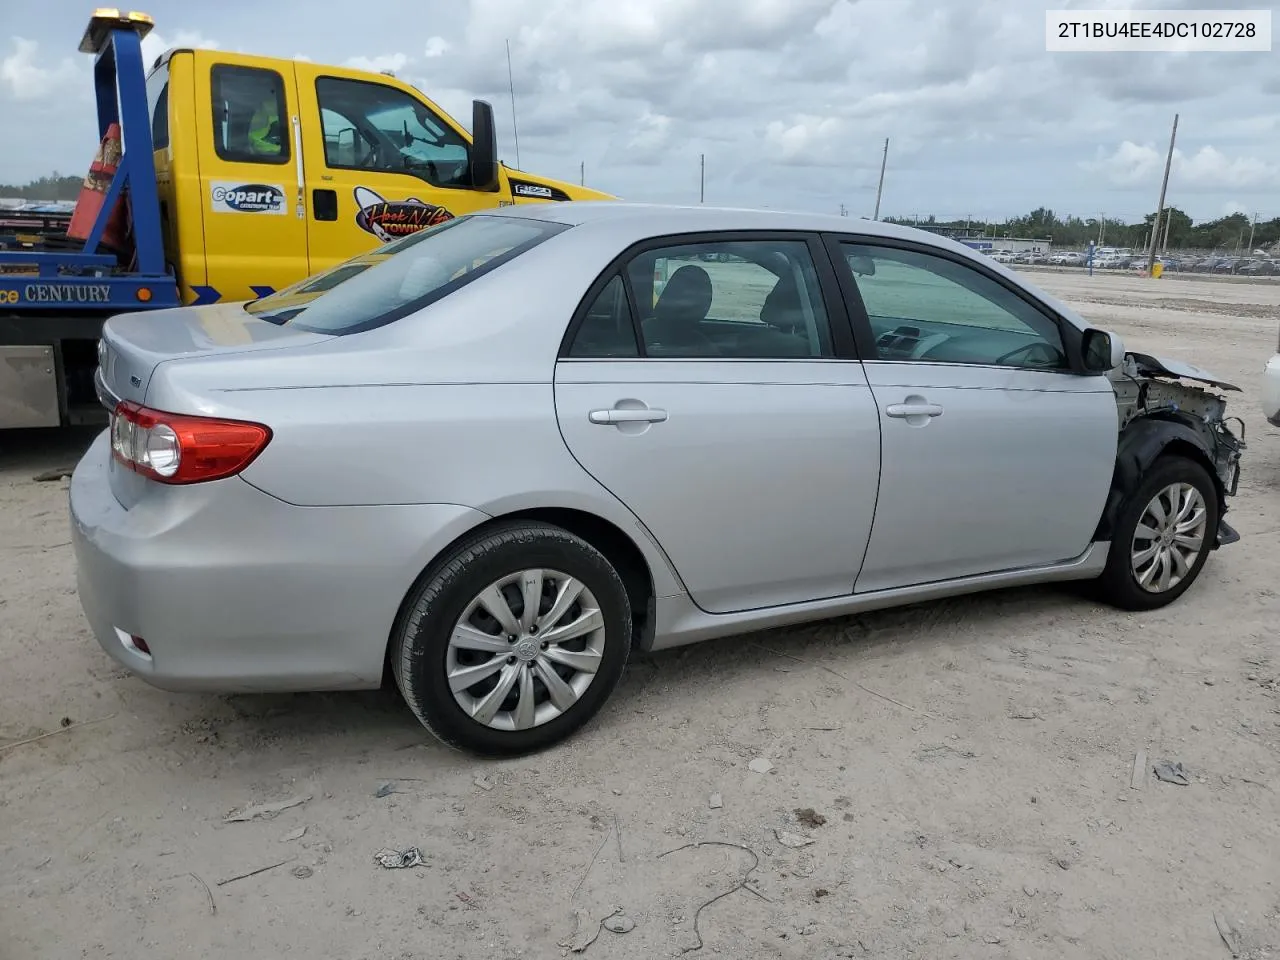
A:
[146, 65, 169, 150]
[211, 65, 290, 165]
[315, 77, 472, 189]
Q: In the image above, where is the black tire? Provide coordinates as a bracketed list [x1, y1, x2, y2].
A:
[1094, 455, 1220, 611]
[391, 521, 632, 756]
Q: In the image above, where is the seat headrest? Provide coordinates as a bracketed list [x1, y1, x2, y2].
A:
[654, 265, 713, 325]
[760, 278, 806, 332]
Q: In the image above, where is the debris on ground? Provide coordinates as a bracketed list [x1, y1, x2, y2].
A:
[709, 792, 723, 809]
[1153, 761, 1190, 786]
[291, 865, 313, 879]
[1009, 708, 1041, 720]
[1131, 750, 1149, 790]
[215, 857, 296, 886]
[280, 826, 307, 842]
[794, 807, 827, 829]
[814, 888, 830, 900]
[32, 467, 74, 482]
[473, 775, 495, 791]
[0, 713, 117, 754]
[1214, 910, 1245, 957]
[603, 913, 635, 934]
[223, 795, 312, 823]
[748, 758, 774, 774]
[775, 829, 816, 849]
[374, 782, 399, 798]
[373, 847, 427, 869]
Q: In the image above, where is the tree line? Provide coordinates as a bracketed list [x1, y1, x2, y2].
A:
[886, 207, 1278, 252]
[3, 173, 1275, 251]
[0, 174, 84, 202]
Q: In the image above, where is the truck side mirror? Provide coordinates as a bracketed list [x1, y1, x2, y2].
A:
[470, 100, 499, 193]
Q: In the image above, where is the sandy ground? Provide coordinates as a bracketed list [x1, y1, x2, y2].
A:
[2, 270, 1278, 960]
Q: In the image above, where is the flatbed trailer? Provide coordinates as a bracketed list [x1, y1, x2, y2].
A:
[1, 10, 178, 428]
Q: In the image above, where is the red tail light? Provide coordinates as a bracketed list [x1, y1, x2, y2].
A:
[110, 401, 271, 484]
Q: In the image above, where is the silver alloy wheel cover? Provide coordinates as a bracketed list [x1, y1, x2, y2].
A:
[1130, 481, 1208, 593]
[446, 569, 606, 731]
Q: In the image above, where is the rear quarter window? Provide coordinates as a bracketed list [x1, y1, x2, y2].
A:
[246, 214, 568, 334]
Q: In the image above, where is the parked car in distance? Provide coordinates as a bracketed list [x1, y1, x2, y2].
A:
[69, 203, 1246, 755]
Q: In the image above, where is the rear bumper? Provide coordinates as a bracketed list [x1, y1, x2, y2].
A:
[1263, 354, 1280, 427]
[70, 431, 488, 692]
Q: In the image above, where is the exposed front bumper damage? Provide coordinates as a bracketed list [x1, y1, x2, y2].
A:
[1111, 352, 1245, 549]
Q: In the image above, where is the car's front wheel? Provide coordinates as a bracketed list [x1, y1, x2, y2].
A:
[391, 522, 632, 756]
[1095, 455, 1220, 611]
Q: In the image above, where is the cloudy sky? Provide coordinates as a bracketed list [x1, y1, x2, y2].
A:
[2, 0, 1276, 223]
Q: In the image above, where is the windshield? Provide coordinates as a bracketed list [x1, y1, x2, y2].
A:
[245, 214, 568, 334]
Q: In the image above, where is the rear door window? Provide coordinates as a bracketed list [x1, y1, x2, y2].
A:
[211, 65, 290, 164]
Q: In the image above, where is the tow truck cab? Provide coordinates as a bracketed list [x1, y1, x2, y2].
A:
[148, 48, 612, 306]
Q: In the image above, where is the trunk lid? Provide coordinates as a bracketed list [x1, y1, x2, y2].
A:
[96, 302, 331, 408]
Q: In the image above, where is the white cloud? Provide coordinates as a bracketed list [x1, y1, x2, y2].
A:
[342, 53, 409, 75]
[0, 37, 80, 102]
[424, 37, 450, 58]
[1082, 141, 1280, 191]
[140, 29, 219, 67]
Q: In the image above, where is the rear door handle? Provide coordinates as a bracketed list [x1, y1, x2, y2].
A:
[589, 408, 668, 425]
[885, 402, 944, 418]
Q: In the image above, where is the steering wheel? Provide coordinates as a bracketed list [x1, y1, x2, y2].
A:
[994, 341, 1063, 367]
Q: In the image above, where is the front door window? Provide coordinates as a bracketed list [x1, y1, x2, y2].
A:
[315, 77, 471, 189]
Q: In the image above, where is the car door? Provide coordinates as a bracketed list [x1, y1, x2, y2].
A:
[293, 64, 512, 276]
[827, 236, 1118, 594]
[192, 55, 309, 303]
[554, 233, 882, 615]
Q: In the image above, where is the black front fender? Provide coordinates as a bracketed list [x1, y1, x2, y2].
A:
[1092, 413, 1241, 547]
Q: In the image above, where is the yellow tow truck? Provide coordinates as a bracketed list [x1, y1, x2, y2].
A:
[150, 25, 613, 306]
[1, 9, 612, 428]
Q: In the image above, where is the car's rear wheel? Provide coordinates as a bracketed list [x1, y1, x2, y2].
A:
[1095, 455, 1219, 611]
[391, 522, 632, 756]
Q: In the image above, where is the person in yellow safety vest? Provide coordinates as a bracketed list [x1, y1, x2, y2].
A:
[247, 95, 283, 157]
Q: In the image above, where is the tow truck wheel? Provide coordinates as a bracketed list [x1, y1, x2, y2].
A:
[1095, 455, 1220, 611]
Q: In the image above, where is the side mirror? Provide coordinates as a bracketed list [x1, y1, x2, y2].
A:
[1081, 327, 1124, 372]
[470, 100, 500, 193]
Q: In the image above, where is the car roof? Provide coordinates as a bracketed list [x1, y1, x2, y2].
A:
[487, 200, 966, 247]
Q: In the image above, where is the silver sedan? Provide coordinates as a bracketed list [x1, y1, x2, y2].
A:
[70, 202, 1245, 755]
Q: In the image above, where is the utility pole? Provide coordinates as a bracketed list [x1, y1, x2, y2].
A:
[1099, 212, 1105, 245]
[873, 137, 889, 220]
[505, 39, 522, 170]
[580, 161, 584, 186]
[699, 153, 705, 203]
[1161, 209, 1172, 253]
[1247, 211, 1258, 251]
[1147, 112, 1178, 276]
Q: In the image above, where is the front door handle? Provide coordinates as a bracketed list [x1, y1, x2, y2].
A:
[589, 408, 668, 425]
[885, 402, 944, 418]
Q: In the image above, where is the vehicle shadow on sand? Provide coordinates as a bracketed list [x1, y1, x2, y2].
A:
[163, 581, 1084, 763]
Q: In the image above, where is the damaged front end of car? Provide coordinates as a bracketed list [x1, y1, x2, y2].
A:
[1105, 351, 1246, 548]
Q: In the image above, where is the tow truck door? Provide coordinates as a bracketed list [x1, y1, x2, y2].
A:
[291, 63, 511, 275]
[191, 52, 308, 304]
